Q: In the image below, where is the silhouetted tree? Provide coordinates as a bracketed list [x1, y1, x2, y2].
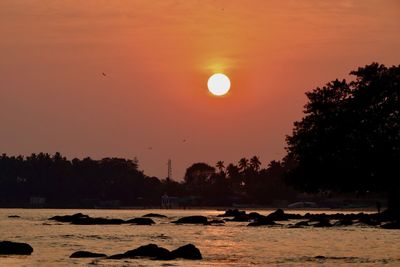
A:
[216, 161, 225, 174]
[250, 156, 261, 171]
[238, 158, 249, 172]
[285, 63, 400, 214]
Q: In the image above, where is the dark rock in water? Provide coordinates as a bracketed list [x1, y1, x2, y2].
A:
[108, 244, 170, 259]
[217, 209, 246, 217]
[296, 220, 310, 226]
[172, 216, 208, 224]
[208, 219, 225, 225]
[248, 216, 276, 226]
[313, 218, 332, 227]
[248, 212, 262, 220]
[49, 213, 89, 223]
[334, 218, 353, 226]
[126, 217, 155, 225]
[164, 244, 202, 260]
[8, 215, 20, 218]
[71, 217, 125, 225]
[226, 214, 250, 222]
[381, 221, 400, 229]
[70, 251, 107, 258]
[289, 220, 310, 228]
[266, 209, 302, 221]
[107, 253, 125, 259]
[50, 213, 131, 225]
[142, 213, 167, 218]
[108, 244, 202, 261]
[0, 241, 33, 255]
[358, 215, 380, 226]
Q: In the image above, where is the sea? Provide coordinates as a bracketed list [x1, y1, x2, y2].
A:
[0, 208, 399, 266]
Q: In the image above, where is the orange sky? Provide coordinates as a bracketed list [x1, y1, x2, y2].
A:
[1, 0, 400, 179]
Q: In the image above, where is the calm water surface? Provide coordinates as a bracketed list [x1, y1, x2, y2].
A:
[0, 208, 399, 266]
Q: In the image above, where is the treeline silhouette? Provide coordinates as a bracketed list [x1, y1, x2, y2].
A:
[0, 153, 295, 207]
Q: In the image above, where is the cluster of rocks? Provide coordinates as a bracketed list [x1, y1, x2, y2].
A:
[47, 209, 400, 229]
[70, 243, 202, 261]
[49, 213, 156, 225]
[216, 208, 400, 229]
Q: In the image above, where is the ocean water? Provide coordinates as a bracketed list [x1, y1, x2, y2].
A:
[0, 208, 399, 266]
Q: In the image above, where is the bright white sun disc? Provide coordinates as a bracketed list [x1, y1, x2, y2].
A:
[207, 73, 230, 96]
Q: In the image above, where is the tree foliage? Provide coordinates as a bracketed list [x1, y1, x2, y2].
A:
[285, 63, 400, 196]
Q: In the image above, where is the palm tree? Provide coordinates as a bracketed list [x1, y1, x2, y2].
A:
[250, 156, 261, 172]
[238, 158, 249, 172]
[226, 164, 239, 178]
[216, 161, 225, 173]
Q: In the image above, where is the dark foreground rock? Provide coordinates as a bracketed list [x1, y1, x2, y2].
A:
[0, 241, 33, 255]
[126, 218, 155, 225]
[142, 213, 167, 218]
[108, 244, 202, 260]
[108, 244, 170, 259]
[161, 244, 202, 260]
[70, 251, 107, 258]
[172, 216, 208, 225]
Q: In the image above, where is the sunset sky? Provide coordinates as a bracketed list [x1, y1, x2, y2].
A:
[1, 0, 399, 179]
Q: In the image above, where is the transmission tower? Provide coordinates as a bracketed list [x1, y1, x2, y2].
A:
[167, 159, 172, 180]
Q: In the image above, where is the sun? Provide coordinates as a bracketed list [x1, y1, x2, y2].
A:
[207, 73, 231, 96]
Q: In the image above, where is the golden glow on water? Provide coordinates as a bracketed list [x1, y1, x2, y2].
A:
[1, 209, 400, 266]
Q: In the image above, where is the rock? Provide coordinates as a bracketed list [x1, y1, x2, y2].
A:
[142, 213, 167, 218]
[107, 253, 125, 259]
[217, 209, 246, 217]
[49, 213, 89, 223]
[172, 216, 208, 224]
[266, 209, 302, 221]
[313, 218, 332, 227]
[248, 212, 262, 220]
[108, 244, 170, 259]
[295, 220, 310, 227]
[50, 213, 129, 225]
[71, 217, 125, 225]
[8, 215, 20, 218]
[208, 219, 225, 225]
[126, 218, 155, 225]
[358, 215, 380, 226]
[248, 216, 276, 226]
[70, 251, 107, 258]
[166, 244, 202, 260]
[0, 241, 33, 255]
[226, 214, 250, 222]
[108, 244, 202, 261]
[334, 218, 353, 226]
[315, 255, 326, 259]
[381, 221, 400, 229]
